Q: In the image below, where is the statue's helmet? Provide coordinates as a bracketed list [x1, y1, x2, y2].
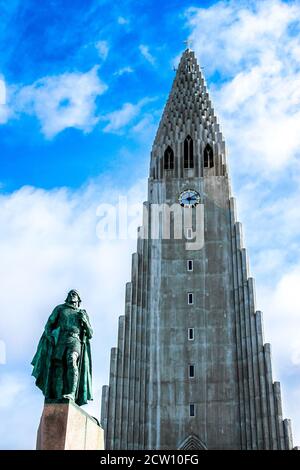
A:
[65, 289, 82, 306]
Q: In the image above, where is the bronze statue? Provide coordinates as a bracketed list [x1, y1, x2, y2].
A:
[31, 290, 93, 406]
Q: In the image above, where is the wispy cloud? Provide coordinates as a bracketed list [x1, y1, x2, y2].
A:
[0, 78, 6, 105]
[95, 40, 109, 61]
[139, 44, 156, 65]
[258, 265, 300, 362]
[233, 178, 300, 365]
[0, 76, 10, 124]
[0, 374, 26, 410]
[14, 67, 107, 138]
[117, 16, 129, 25]
[103, 102, 140, 133]
[0, 339, 6, 364]
[102, 98, 155, 133]
[114, 66, 134, 77]
[131, 114, 157, 143]
[0, 372, 43, 449]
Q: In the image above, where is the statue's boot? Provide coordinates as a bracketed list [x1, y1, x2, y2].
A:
[63, 373, 78, 401]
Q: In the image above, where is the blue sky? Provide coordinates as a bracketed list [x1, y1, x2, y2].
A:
[1, 0, 300, 449]
[0, 0, 212, 191]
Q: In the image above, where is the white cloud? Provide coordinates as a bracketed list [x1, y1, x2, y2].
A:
[15, 67, 107, 138]
[257, 267, 300, 365]
[0, 340, 6, 364]
[117, 16, 129, 25]
[232, 170, 300, 359]
[102, 98, 155, 133]
[0, 374, 26, 410]
[236, 182, 300, 256]
[186, 0, 300, 173]
[139, 44, 156, 65]
[132, 116, 152, 134]
[95, 40, 109, 60]
[0, 76, 10, 124]
[103, 102, 140, 133]
[0, 372, 44, 449]
[0, 77, 6, 105]
[114, 66, 134, 76]
[131, 114, 158, 143]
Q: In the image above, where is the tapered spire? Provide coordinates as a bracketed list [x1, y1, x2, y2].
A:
[150, 48, 226, 180]
[153, 49, 224, 147]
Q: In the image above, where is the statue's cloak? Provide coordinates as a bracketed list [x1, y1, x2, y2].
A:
[31, 306, 93, 406]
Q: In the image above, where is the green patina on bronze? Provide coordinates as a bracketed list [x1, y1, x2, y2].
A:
[31, 290, 93, 406]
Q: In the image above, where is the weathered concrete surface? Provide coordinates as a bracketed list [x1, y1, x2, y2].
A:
[37, 399, 104, 450]
[101, 49, 294, 450]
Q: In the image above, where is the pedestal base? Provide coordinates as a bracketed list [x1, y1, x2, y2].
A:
[36, 399, 104, 450]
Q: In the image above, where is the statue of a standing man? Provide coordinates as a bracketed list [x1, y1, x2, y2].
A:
[31, 290, 93, 406]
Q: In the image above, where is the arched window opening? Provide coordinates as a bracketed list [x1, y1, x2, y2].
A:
[204, 144, 214, 168]
[164, 146, 174, 170]
[184, 135, 194, 169]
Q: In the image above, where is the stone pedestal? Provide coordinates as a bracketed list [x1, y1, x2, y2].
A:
[37, 399, 104, 450]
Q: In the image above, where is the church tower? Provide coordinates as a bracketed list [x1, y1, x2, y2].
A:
[101, 48, 294, 450]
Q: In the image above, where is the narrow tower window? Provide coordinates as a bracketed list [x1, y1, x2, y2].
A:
[204, 143, 214, 168]
[187, 260, 193, 272]
[184, 135, 194, 169]
[188, 328, 195, 341]
[188, 293, 194, 305]
[189, 365, 195, 378]
[190, 404, 195, 417]
[164, 146, 174, 170]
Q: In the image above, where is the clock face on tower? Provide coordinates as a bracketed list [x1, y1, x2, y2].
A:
[178, 189, 201, 208]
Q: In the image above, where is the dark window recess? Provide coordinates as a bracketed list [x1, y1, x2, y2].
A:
[187, 260, 193, 271]
[184, 135, 194, 169]
[189, 365, 195, 378]
[188, 293, 193, 304]
[188, 328, 194, 340]
[190, 404, 195, 417]
[164, 146, 174, 170]
[204, 143, 214, 168]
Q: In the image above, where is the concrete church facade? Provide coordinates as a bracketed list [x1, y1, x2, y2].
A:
[101, 49, 294, 450]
